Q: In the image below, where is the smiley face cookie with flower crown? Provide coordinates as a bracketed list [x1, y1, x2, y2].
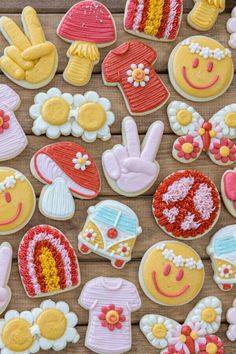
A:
[0, 167, 36, 235]
[168, 36, 234, 102]
[139, 241, 205, 306]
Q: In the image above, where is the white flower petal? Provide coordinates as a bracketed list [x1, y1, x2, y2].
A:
[73, 94, 86, 107]
[61, 93, 73, 105]
[31, 308, 42, 321]
[60, 122, 71, 136]
[56, 301, 69, 314]
[5, 310, 19, 321]
[106, 111, 115, 126]
[33, 116, 49, 134]
[134, 81, 139, 88]
[64, 328, 78, 342]
[131, 63, 137, 69]
[29, 104, 41, 118]
[98, 97, 111, 111]
[46, 125, 60, 139]
[127, 77, 133, 83]
[84, 91, 99, 102]
[53, 338, 67, 351]
[71, 121, 84, 137]
[30, 340, 40, 354]
[138, 63, 144, 69]
[39, 338, 52, 350]
[97, 124, 110, 138]
[20, 311, 33, 324]
[66, 312, 78, 327]
[47, 87, 61, 97]
[41, 299, 55, 310]
[83, 130, 97, 142]
[35, 92, 48, 104]
[127, 70, 132, 75]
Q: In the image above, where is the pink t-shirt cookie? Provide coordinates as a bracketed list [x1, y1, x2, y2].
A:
[79, 277, 141, 354]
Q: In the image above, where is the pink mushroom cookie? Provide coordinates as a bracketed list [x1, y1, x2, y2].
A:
[226, 298, 236, 341]
[227, 7, 236, 49]
[0, 242, 12, 314]
[57, 0, 117, 86]
[0, 84, 27, 161]
[30, 142, 101, 221]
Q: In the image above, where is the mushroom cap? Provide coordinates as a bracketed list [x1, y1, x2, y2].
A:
[57, 0, 117, 46]
[32, 142, 100, 199]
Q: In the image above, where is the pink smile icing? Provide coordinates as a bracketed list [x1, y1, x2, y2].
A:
[182, 66, 220, 89]
[0, 202, 22, 225]
[152, 271, 190, 298]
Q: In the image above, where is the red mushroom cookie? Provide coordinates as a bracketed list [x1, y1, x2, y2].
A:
[57, 0, 117, 86]
[30, 142, 101, 221]
[152, 170, 220, 240]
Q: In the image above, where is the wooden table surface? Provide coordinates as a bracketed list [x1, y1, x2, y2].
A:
[0, 0, 235, 353]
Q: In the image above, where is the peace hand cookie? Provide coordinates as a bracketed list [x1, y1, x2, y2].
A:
[188, 0, 225, 31]
[139, 241, 204, 306]
[227, 7, 236, 49]
[0, 167, 36, 235]
[0, 242, 12, 314]
[226, 298, 236, 341]
[168, 36, 233, 102]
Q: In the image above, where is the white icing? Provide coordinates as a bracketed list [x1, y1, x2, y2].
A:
[193, 183, 215, 220]
[0, 172, 25, 192]
[181, 212, 200, 231]
[163, 207, 179, 223]
[127, 63, 150, 87]
[72, 153, 91, 171]
[162, 177, 195, 203]
[181, 40, 231, 60]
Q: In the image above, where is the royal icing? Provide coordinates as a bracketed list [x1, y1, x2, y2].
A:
[124, 0, 183, 41]
[0, 300, 80, 353]
[102, 116, 164, 196]
[226, 298, 236, 342]
[57, 1, 116, 86]
[102, 41, 170, 115]
[227, 7, 236, 49]
[0, 242, 12, 314]
[221, 167, 236, 217]
[79, 277, 141, 354]
[31, 142, 100, 220]
[139, 241, 204, 306]
[207, 225, 236, 292]
[188, 0, 225, 31]
[78, 200, 142, 269]
[0, 7, 58, 89]
[168, 36, 234, 102]
[153, 170, 220, 240]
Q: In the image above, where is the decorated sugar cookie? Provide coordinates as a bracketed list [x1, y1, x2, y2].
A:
[0, 7, 58, 89]
[188, 0, 225, 31]
[18, 225, 80, 298]
[139, 241, 204, 306]
[78, 200, 142, 269]
[153, 170, 220, 240]
[31, 142, 100, 220]
[207, 225, 236, 292]
[168, 101, 236, 166]
[226, 298, 236, 341]
[0, 242, 12, 314]
[221, 167, 236, 217]
[140, 296, 223, 353]
[102, 117, 164, 197]
[102, 41, 170, 115]
[227, 7, 236, 49]
[0, 300, 80, 353]
[0, 167, 36, 235]
[57, 0, 117, 86]
[168, 36, 233, 102]
[124, 0, 183, 42]
[79, 277, 141, 354]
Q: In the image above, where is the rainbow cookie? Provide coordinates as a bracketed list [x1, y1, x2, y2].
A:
[226, 298, 236, 342]
[78, 200, 142, 269]
[207, 225, 236, 292]
[0, 242, 12, 314]
[140, 296, 223, 353]
[168, 36, 234, 102]
[221, 167, 236, 217]
[124, 0, 183, 42]
[18, 225, 80, 298]
[188, 0, 225, 31]
[152, 170, 220, 240]
[0, 167, 36, 235]
[139, 241, 205, 306]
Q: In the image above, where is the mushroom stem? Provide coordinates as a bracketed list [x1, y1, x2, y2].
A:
[63, 41, 100, 86]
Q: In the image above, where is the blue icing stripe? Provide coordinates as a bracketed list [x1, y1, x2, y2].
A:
[214, 235, 236, 257]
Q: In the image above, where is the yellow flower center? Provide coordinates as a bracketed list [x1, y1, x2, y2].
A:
[151, 324, 167, 339]
[201, 308, 217, 323]
[190, 330, 198, 340]
[105, 310, 119, 325]
[209, 130, 217, 137]
[132, 68, 145, 82]
[198, 127, 205, 135]
[39, 247, 60, 292]
[176, 109, 192, 126]
[2, 318, 34, 352]
[206, 342, 218, 354]
[41, 97, 70, 125]
[77, 157, 86, 166]
[182, 142, 194, 154]
[78, 102, 106, 131]
[224, 112, 236, 128]
[179, 334, 187, 343]
[36, 308, 67, 340]
[0, 117, 3, 127]
[220, 146, 230, 157]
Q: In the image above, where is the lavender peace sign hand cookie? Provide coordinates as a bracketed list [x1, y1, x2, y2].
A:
[102, 116, 164, 197]
[0, 242, 12, 314]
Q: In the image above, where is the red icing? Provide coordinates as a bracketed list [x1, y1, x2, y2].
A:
[182, 66, 220, 89]
[210, 138, 236, 164]
[4, 192, 11, 203]
[98, 304, 126, 331]
[192, 57, 199, 68]
[102, 41, 169, 114]
[169, 0, 183, 40]
[207, 61, 214, 72]
[199, 335, 224, 354]
[156, 0, 170, 39]
[107, 228, 118, 239]
[163, 263, 171, 276]
[0, 109, 10, 133]
[0, 202, 22, 225]
[124, 0, 139, 30]
[176, 269, 184, 281]
[138, 0, 150, 32]
[224, 171, 236, 208]
[152, 271, 190, 297]
[57, 0, 116, 44]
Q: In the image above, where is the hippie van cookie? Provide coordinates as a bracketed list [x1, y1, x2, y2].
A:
[226, 298, 236, 341]
[0, 167, 36, 235]
[227, 7, 236, 49]
[57, 0, 117, 86]
[188, 0, 225, 31]
[0, 300, 80, 353]
[0, 84, 27, 161]
[30, 142, 100, 220]
[168, 36, 233, 102]
[124, 0, 183, 42]
[102, 41, 170, 115]
[139, 241, 204, 306]
[0, 242, 12, 314]
[79, 277, 141, 354]
[207, 225, 236, 292]
[167, 101, 236, 166]
[78, 200, 142, 269]
[221, 167, 236, 217]
[102, 117, 164, 197]
[18, 225, 80, 298]
[153, 170, 220, 240]
[140, 296, 223, 352]
[0, 7, 58, 89]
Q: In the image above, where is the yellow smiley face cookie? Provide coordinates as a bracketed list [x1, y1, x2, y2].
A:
[139, 241, 205, 306]
[168, 36, 234, 102]
[0, 167, 36, 235]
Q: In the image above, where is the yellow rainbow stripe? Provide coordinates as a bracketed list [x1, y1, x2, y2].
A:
[144, 0, 165, 36]
[40, 247, 60, 291]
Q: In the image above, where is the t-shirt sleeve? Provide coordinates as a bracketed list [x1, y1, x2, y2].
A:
[79, 280, 98, 310]
[102, 53, 119, 83]
[143, 44, 157, 64]
[126, 283, 141, 312]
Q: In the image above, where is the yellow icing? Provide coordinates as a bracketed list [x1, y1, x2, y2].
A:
[1, 17, 31, 51]
[209, 130, 217, 137]
[182, 143, 194, 154]
[39, 247, 60, 291]
[199, 128, 205, 135]
[190, 330, 199, 340]
[201, 308, 216, 323]
[224, 112, 236, 128]
[41, 97, 70, 125]
[215, 259, 236, 279]
[36, 308, 67, 340]
[132, 68, 145, 82]
[69, 41, 100, 62]
[77, 102, 106, 131]
[22, 42, 54, 61]
[5, 46, 34, 70]
[188, 0, 225, 31]
[0, 55, 25, 80]
[179, 334, 187, 343]
[172, 38, 233, 99]
[22, 6, 45, 45]
[106, 310, 119, 324]
[2, 318, 34, 351]
[25, 50, 56, 83]
[82, 221, 104, 249]
[152, 324, 167, 339]
[220, 146, 230, 157]
[108, 238, 136, 256]
[144, 0, 164, 36]
[176, 110, 192, 126]
[206, 343, 218, 354]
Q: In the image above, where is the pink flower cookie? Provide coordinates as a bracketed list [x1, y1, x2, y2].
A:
[0, 242, 12, 314]
[227, 7, 236, 49]
[167, 101, 236, 166]
[79, 277, 141, 354]
[226, 298, 236, 341]
[0, 84, 27, 161]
